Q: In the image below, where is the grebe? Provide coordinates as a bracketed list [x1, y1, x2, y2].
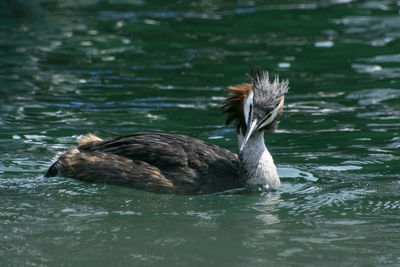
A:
[45, 69, 289, 194]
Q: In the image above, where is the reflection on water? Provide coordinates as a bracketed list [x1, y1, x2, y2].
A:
[1, 0, 400, 266]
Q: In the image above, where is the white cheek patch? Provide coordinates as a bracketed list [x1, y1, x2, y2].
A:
[258, 98, 284, 129]
[243, 90, 254, 125]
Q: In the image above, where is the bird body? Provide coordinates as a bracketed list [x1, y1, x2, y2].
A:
[46, 69, 288, 194]
[47, 132, 241, 194]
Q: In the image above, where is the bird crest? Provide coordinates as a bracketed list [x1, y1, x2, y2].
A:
[221, 83, 252, 134]
[221, 68, 289, 133]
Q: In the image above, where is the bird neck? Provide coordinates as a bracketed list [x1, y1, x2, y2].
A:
[237, 131, 280, 189]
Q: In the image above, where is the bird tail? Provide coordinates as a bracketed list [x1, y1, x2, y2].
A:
[44, 160, 60, 177]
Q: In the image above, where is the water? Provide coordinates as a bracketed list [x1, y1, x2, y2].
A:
[1, 0, 399, 266]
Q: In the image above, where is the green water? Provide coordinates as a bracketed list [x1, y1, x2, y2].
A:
[1, 0, 399, 266]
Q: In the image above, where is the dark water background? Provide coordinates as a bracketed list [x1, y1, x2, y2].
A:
[1, 0, 399, 266]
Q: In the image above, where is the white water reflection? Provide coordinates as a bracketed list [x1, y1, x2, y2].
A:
[352, 64, 400, 78]
[279, 167, 318, 182]
[347, 88, 400, 105]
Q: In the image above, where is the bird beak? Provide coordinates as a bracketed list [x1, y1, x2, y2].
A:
[239, 119, 258, 153]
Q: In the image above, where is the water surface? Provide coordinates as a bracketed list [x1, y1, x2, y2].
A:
[1, 0, 399, 266]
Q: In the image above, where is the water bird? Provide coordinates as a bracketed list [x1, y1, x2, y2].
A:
[46, 69, 289, 194]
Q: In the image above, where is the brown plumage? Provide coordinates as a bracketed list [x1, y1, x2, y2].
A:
[221, 83, 252, 134]
[47, 133, 242, 194]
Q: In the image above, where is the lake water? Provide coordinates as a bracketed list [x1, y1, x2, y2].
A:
[1, 0, 399, 266]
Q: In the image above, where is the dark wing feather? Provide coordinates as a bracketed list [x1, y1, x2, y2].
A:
[56, 150, 174, 192]
[55, 132, 241, 194]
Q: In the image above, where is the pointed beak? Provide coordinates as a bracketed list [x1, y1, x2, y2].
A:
[239, 119, 258, 153]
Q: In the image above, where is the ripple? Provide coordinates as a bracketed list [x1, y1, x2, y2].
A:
[279, 167, 318, 182]
[352, 64, 400, 78]
[318, 165, 362, 171]
[347, 88, 400, 105]
[362, 53, 400, 63]
[334, 14, 400, 45]
[314, 41, 334, 48]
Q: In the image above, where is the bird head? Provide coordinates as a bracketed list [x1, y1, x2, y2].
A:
[221, 68, 289, 152]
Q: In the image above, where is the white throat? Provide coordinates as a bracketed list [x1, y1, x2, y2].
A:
[237, 131, 280, 189]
